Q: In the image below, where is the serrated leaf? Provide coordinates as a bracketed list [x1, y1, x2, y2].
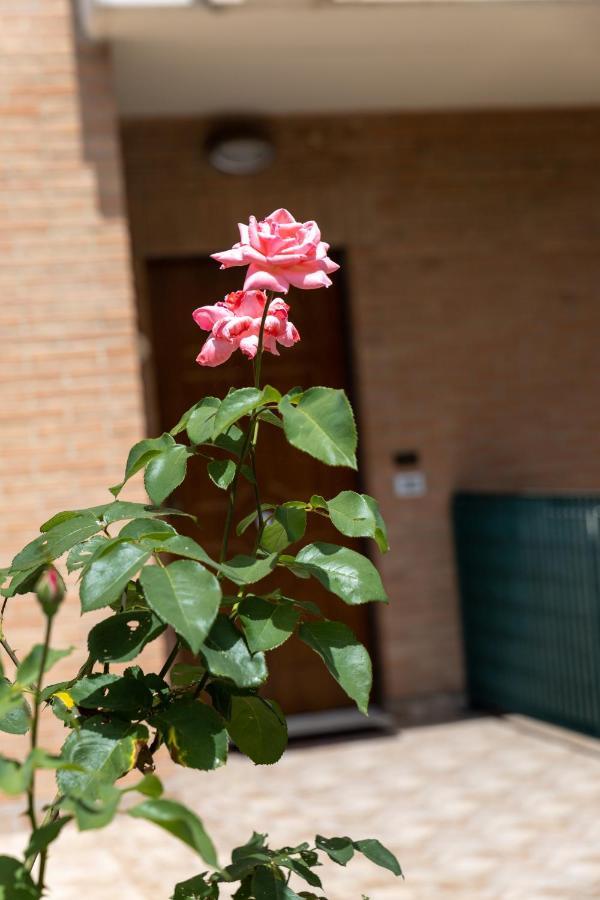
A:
[129, 798, 217, 867]
[119, 518, 177, 540]
[11, 515, 102, 572]
[213, 388, 262, 438]
[0, 564, 45, 599]
[68, 673, 152, 714]
[219, 554, 278, 586]
[88, 611, 166, 663]
[260, 506, 307, 554]
[102, 501, 191, 526]
[155, 535, 216, 568]
[16, 646, 73, 687]
[111, 433, 175, 495]
[238, 598, 299, 653]
[140, 561, 221, 654]
[294, 543, 387, 605]
[278, 859, 322, 889]
[66, 534, 109, 573]
[279, 387, 357, 469]
[326, 491, 389, 553]
[57, 718, 147, 801]
[353, 839, 402, 876]
[227, 695, 287, 765]
[207, 459, 236, 490]
[144, 444, 190, 505]
[199, 615, 267, 689]
[154, 698, 228, 771]
[80, 541, 151, 612]
[171, 396, 219, 439]
[299, 621, 372, 715]
[172, 873, 218, 899]
[186, 397, 221, 444]
[315, 835, 354, 866]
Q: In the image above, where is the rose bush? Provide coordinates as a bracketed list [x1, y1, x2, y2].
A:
[0, 209, 401, 899]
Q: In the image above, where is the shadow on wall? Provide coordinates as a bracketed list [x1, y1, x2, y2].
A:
[71, 14, 125, 219]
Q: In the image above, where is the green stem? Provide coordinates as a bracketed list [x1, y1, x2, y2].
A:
[25, 613, 53, 883]
[220, 295, 272, 566]
[158, 639, 181, 682]
[249, 448, 265, 552]
[0, 636, 19, 668]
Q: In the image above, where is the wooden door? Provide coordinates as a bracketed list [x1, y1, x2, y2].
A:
[146, 257, 376, 715]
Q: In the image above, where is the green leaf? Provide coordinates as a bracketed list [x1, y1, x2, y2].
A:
[207, 459, 236, 490]
[102, 501, 191, 526]
[111, 433, 175, 495]
[1, 565, 46, 599]
[326, 491, 389, 553]
[315, 835, 354, 866]
[88, 611, 166, 663]
[25, 817, 71, 858]
[10, 514, 103, 572]
[200, 615, 267, 689]
[172, 874, 218, 900]
[213, 387, 262, 438]
[260, 506, 307, 554]
[57, 718, 147, 801]
[66, 534, 109, 574]
[227, 695, 287, 765]
[61, 783, 121, 831]
[154, 698, 228, 771]
[0, 679, 30, 735]
[353, 839, 402, 876]
[16, 646, 73, 687]
[126, 773, 164, 798]
[80, 541, 151, 612]
[278, 859, 322, 889]
[0, 856, 39, 899]
[119, 518, 178, 540]
[140, 561, 221, 654]
[186, 397, 221, 444]
[68, 673, 152, 714]
[238, 598, 299, 653]
[252, 866, 303, 899]
[294, 543, 387, 605]
[279, 387, 357, 469]
[0, 757, 25, 795]
[236, 505, 274, 537]
[129, 798, 218, 867]
[219, 554, 278, 586]
[309, 495, 327, 510]
[155, 535, 216, 568]
[144, 444, 190, 505]
[299, 621, 372, 715]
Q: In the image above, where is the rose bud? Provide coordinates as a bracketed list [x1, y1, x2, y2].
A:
[35, 566, 66, 618]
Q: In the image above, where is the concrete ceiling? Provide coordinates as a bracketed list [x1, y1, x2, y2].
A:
[79, 1, 600, 116]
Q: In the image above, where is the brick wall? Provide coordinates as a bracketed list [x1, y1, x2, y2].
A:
[121, 110, 600, 715]
[0, 0, 146, 747]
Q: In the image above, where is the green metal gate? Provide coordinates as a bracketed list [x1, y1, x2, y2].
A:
[453, 493, 600, 737]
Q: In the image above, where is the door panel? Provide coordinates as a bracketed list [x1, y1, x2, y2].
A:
[146, 257, 375, 715]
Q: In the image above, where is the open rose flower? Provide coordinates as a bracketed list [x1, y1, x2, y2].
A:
[211, 208, 339, 293]
[193, 290, 300, 367]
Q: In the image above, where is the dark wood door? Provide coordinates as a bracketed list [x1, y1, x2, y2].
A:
[146, 257, 375, 715]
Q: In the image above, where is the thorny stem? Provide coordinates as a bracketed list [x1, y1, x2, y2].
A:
[26, 613, 53, 889]
[0, 596, 20, 667]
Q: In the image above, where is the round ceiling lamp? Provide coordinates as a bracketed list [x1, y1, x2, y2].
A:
[205, 123, 275, 175]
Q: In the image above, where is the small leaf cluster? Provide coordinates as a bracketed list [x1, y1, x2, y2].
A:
[0, 382, 399, 897]
[170, 831, 402, 899]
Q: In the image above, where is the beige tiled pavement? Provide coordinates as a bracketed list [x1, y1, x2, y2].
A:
[2, 716, 600, 898]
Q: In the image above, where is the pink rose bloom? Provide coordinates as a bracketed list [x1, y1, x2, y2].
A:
[193, 290, 300, 367]
[211, 208, 339, 294]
